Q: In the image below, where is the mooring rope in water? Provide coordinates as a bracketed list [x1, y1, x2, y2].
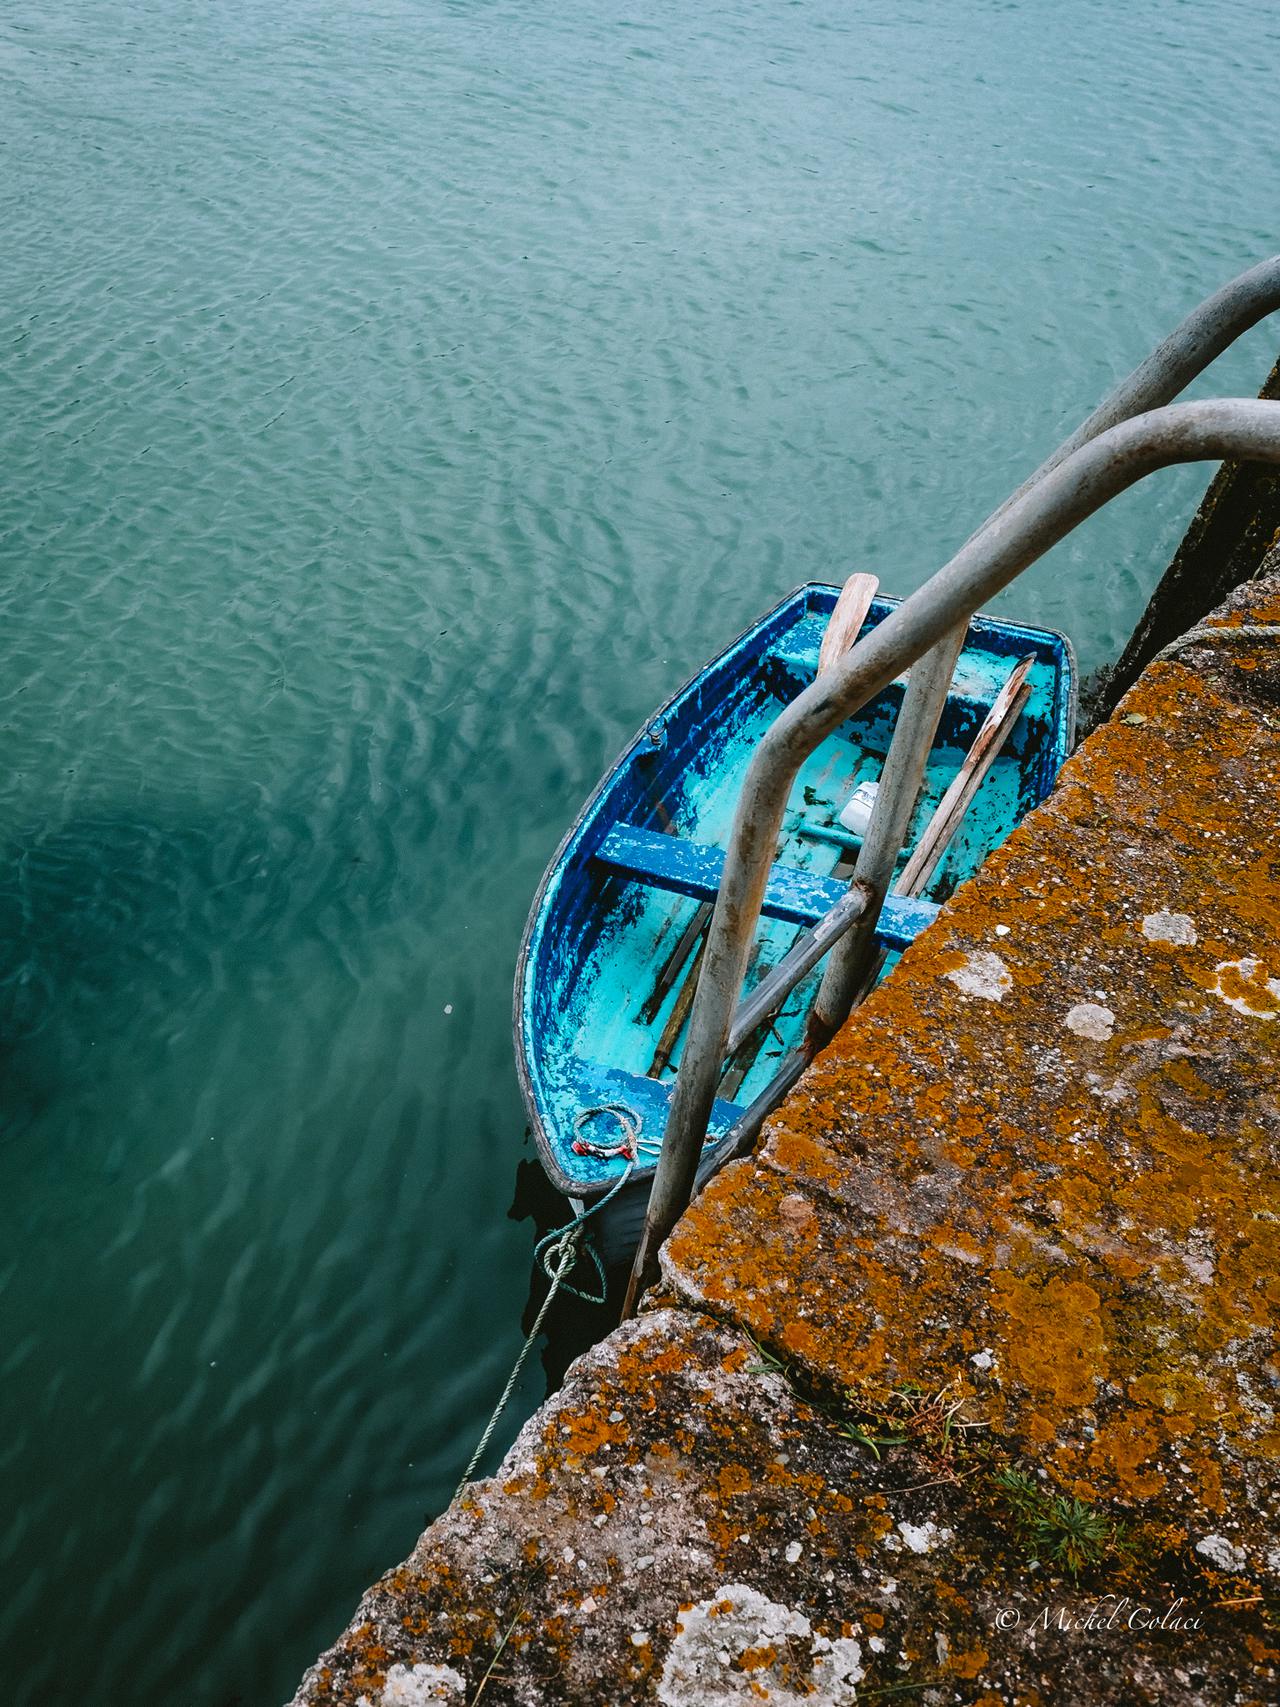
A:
[453, 1225, 586, 1501]
[453, 1106, 641, 1500]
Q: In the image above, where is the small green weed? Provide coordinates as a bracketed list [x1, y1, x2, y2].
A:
[991, 1467, 1128, 1577]
[744, 1337, 790, 1378]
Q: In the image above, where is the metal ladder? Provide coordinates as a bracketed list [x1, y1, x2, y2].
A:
[623, 254, 1280, 1315]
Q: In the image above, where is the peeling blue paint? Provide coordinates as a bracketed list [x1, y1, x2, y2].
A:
[595, 826, 940, 944]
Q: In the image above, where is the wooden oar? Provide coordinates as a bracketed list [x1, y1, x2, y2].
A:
[846, 653, 1035, 1007]
[716, 793, 874, 1097]
[648, 937, 706, 1077]
[640, 899, 711, 1028]
[893, 653, 1035, 896]
[716, 818, 870, 1098]
[819, 572, 881, 675]
[645, 573, 879, 1083]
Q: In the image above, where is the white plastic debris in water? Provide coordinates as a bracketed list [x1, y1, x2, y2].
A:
[838, 779, 879, 839]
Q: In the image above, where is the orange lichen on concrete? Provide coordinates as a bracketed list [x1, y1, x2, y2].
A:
[990, 1273, 1107, 1409]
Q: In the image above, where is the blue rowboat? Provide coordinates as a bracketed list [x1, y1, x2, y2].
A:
[515, 582, 1075, 1262]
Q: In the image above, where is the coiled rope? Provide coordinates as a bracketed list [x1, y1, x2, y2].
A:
[453, 1105, 642, 1499]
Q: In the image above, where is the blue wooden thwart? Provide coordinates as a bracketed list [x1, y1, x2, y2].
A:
[594, 825, 939, 948]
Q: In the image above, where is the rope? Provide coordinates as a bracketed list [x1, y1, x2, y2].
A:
[453, 1107, 642, 1499]
[1152, 622, 1280, 665]
[453, 1226, 583, 1500]
[571, 1101, 641, 1160]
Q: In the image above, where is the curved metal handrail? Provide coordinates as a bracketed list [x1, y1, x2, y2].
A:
[623, 395, 1280, 1312]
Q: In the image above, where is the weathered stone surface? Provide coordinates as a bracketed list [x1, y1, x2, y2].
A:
[292, 578, 1280, 1706]
[289, 1312, 1270, 1706]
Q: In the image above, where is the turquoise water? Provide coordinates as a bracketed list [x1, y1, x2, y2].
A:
[1, 1, 1277, 1700]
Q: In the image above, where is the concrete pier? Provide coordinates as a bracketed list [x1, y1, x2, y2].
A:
[291, 571, 1280, 1706]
